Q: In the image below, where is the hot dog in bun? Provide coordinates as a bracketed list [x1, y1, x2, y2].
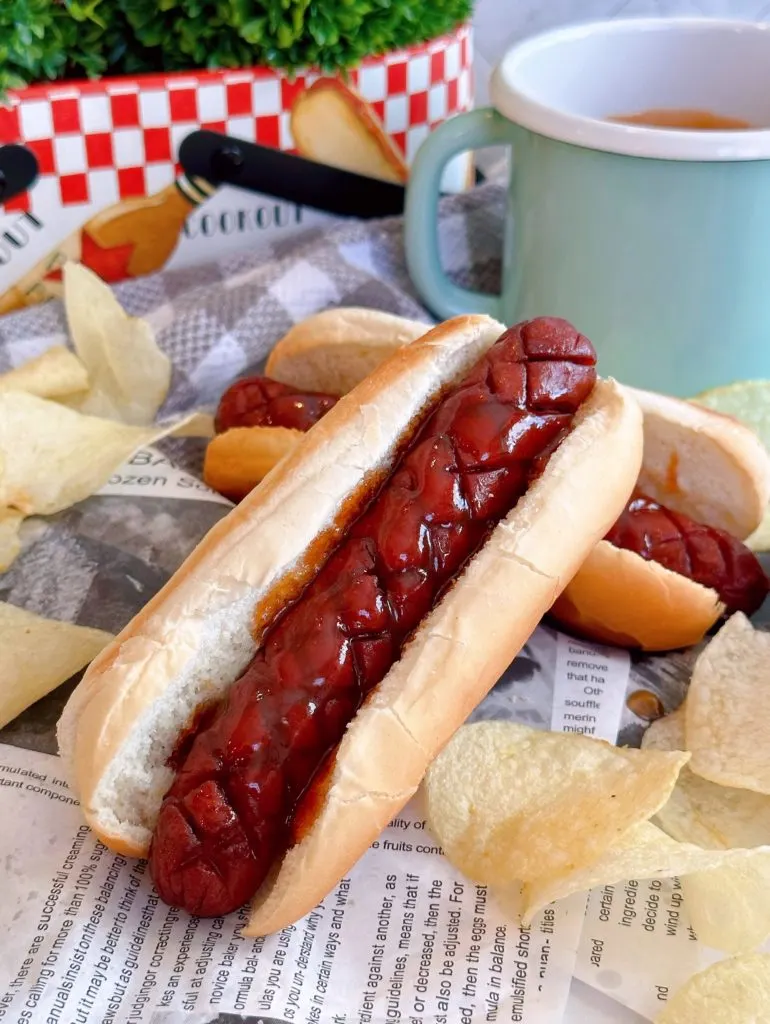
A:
[551, 387, 770, 651]
[58, 315, 642, 934]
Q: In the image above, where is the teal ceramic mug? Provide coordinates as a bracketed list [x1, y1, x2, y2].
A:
[404, 18, 770, 395]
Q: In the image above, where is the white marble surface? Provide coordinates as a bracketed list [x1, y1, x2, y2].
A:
[472, 0, 770, 102]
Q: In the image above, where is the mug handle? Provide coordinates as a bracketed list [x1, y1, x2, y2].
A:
[405, 108, 514, 320]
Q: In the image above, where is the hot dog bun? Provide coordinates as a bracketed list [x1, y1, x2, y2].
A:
[290, 80, 409, 185]
[631, 387, 770, 540]
[265, 307, 427, 395]
[203, 426, 303, 502]
[58, 314, 643, 933]
[550, 543, 725, 651]
[551, 388, 770, 651]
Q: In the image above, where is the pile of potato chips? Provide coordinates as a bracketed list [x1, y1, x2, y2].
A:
[0, 263, 198, 572]
[424, 613, 770, 963]
[694, 378, 770, 553]
[0, 263, 202, 727]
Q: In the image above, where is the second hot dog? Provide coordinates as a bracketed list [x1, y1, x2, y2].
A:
[208, 318, 770, 650]
[204, 308, 426, 500]
[551, 388, 770, 650]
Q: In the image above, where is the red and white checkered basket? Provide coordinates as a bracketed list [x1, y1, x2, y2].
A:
[0, 24, 472, 305]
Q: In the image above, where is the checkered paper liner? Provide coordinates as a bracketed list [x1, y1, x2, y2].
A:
[0, 24, 473, 215]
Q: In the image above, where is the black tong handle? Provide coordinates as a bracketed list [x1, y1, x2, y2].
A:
[0, 145, 39, 205]
[178, 130, 406, 219]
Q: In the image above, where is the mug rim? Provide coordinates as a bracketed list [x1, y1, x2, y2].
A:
[490, 17, 770, 161]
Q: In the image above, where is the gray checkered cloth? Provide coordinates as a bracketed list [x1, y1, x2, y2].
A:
[0, 183, 506, 413]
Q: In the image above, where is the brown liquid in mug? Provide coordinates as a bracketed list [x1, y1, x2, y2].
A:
[609, 107, 753, 129]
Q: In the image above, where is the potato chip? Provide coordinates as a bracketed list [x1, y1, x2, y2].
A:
[488, 884, 526, 922]
[747, 508, 770, 553]
[694, 378, 770, 450]
[644, 711, 770, 953]
[643, 709, 770, 849]
[63, 262, 171, 425]
[423, 721, 688, 886]
[0, 346, 89, 399]
[171, 412, 215, 438]
[0, 509, 24, 571]
[0, 391, 190, 515]
[682, 859, 770, 955]
[0, 602, 112, 729]
[520, 822, 770, 924]
[693, 380, 770, 552]
[686, 614, 770, 794]
[655, 953, 770, 1023]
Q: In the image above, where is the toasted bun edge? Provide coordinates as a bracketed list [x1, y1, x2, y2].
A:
[203, 309, 429, 497]
[203, 426, 304, 500]
[551, 540, 724, 651]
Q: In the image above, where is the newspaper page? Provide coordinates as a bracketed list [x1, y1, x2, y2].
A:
[0, 625, 632, 1024]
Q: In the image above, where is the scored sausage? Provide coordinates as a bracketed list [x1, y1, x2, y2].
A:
[606, 492, 769, 615]
[215, 376, 338, 433]
[149, 318, 597, 917]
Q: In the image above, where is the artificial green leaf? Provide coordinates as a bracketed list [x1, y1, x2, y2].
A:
[2, 0, 472, 94]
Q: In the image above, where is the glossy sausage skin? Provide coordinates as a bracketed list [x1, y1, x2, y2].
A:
[606, 493, 769, 616]
[214, 376, 338, 433]
[149, 318, 597, 916]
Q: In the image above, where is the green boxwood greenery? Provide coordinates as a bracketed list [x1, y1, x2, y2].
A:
[1, 0, 472, 93]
